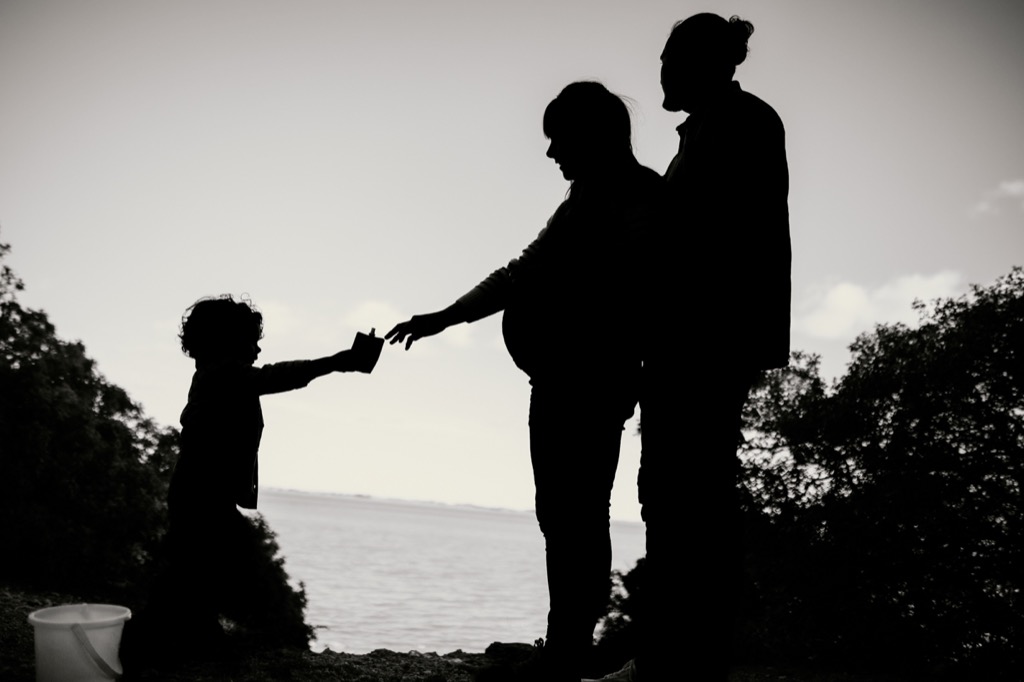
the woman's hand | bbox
[386,305,464,350]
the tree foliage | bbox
[599,268,1023,679]
[0,242,173,594]
[0,241,311,646]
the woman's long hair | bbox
[542,81,634,198]
[543,81,632,153]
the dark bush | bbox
[738,270,1023,678]
[0,241,311,647]
[219,513,315,647]
[598,268,1023,680]
[592,557,645,672]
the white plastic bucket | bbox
[27,604,131,682]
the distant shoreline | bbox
[258,486,645,527]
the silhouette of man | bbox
[594,13,791,682]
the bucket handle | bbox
[70,623,122,680]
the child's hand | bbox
[349,328,384,373]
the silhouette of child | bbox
[123,295,382,668]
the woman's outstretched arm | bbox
[386,216,557,351]
[385,302,469,350]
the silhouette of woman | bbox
[387,81,663,682]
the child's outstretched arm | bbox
[310,328,384,376]
[255,330,383,395]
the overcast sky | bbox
[2,0,1022,521]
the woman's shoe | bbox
[582,658,637,682]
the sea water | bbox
[256,488,645,654]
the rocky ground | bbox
[3,585,911,682]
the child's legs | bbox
[160,504,240,632]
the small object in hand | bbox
[353,328,384,372]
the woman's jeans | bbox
[528,383,636,661]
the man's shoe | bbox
[475,638,578,682]
[582,658,637,682]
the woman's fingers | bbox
[385,322,410,344]
[386,313,447,350]
[385,319,422,350]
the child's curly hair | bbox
[179,295,264,359]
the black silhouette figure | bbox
[591,13,791,682]
[387,82,664,682]
[122,296,383,669]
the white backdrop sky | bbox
[2,0,1022,521]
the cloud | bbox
[440,323,475,349]
[247,299,403,352]
[795,271,963,340]
[342,300,405,336]
[253,299,347,352]
[254,299,306,337]
[970,178,1024,217]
